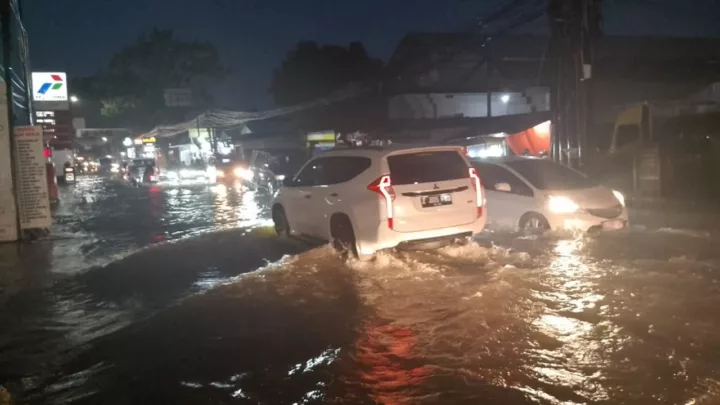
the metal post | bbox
[2,0,22,240]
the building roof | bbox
[386,33,720,91]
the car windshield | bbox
[504,159,595,190]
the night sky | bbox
[24,0,720,110]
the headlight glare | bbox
[612,190,625,207]
[548,195,579,213]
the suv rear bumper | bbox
[356,215,486,256]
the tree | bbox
[73,28,227,131]
[269,41,383,106]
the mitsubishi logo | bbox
[433,184,440,190]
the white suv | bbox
[272,146,486,260]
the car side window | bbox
[474,163,534,197]
[293,158,329,187]
[293,156,371,186]
[323,157,372,185]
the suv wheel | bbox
[331,215,359,259]
[273,206,290,238]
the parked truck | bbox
[587,99,720,200]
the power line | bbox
[140,0,548,138]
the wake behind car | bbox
[471,156,628,233]
[272,145,486,260]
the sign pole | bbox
[2,0,22,241]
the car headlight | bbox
[232,167,246,177]
[233,167,253,180]
[612,190,625,207]
[548,195,579,213]
[275,174,286,181]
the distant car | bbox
[126,158,159,186]
[470,156,628,233]
[212,159,252,184]
[272,145,486,260]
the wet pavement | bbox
[2,175,720,404]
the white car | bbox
[470,157,628,233]
[272,146,487,260]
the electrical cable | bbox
[139,0,547,138]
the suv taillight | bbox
[368,175,395,229]
[469,167,484,217]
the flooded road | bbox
[2,176,720,404]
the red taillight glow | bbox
[368,175,395,229]
[469,167,484,217]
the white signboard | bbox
[14,126,51,232]
[0,82,18,241]
[32,72,69,111]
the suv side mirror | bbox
[282,177,294,187]
[494,182,512,192]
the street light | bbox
[101,137,108,142]
[70,95,79,103]
[500,94,510,104]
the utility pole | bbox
[548,0,602,168]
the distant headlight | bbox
[275,174,286,181]
[612,190,625,207]
[548,195,579,213]
[233,167,253,180]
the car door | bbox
[312,156,374,241]
[474,162,536,230]
[283,159,324,236]
[290,157,338,238]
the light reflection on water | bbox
[526,237,612,403]
[210,184,273,231]
[6,177,720,404]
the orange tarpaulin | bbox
[505,121,551,156]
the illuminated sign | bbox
[142,137,156,144]
[36,111,55,118]
[307,131,335,142]
[32,72,68,102]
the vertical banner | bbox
[14,125,51,237]
[0,82,18,242]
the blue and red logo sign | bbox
[37,74,63,95]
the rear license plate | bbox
[602,219,625,231]
[421,193,452,208]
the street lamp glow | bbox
[70,95,79,103]
[500,94,510,103]
[101,137,108,142]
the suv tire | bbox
[273,206,290,238]
[331,215,359,259]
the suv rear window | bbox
[387,151,468,185]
